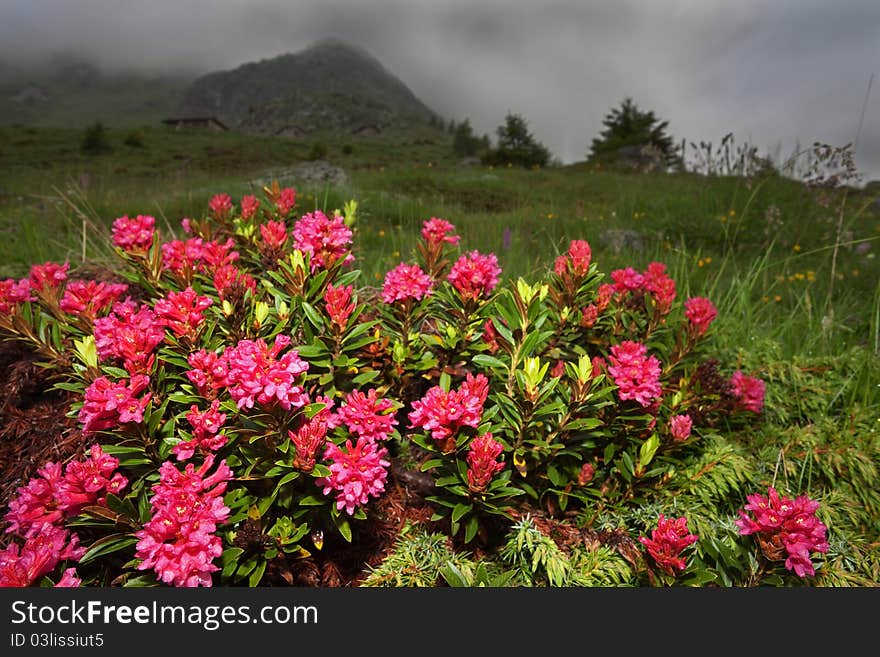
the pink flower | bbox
[382,262,434,304]
[173,400,228,461]
[736,487,829,577]
[556,239,592,277]
[112,214,155,253]
[684,297,718,337]
[60,280,129,321]
[224,335,310,411]
[607,341,662,407]
[668,414,693,442]
[324,283,355,331]
[595,283,615,313]
[135,456,232,587]
[292,210,353,271]
[643,262,676,315]
[0,278,33,313]
[466,433,505,493]
[639,514,699,576]
[212,265,257,301]
[447,250,502,301]
[3,462,65,537]
[208,193,233,219]
[93,299,165,375]
[55,444,128,517]
[240,194,260,220]
[730,370,766,414]
[336,389,399,443]
[162,238,239,277]
[408,373,489,447]
[421,217,460,245]
[317,438,390,516]
[289,416,330,473]
[611,267,644,293]
[153,287,213,339]
[0,525,84,587]
[78,374,152,435]
[259,220,289,249]
[483,319,501,354]
[29,261,69,294]
[578,462,595,486]
[54,568,82,588]
[275,188,297,216]
[185,349,230,398]
[580,304,599,327]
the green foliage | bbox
[482,113,550,168]
[123,129,146,149]
[452,118,489,158]
[308,141,328,161]
[360,524,471,586]
[589,98,679,168]
[80,121,112,155]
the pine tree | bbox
[483,113,550,168]
[589,98,680,168]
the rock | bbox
[598,229,645,254]
[252,160,348,188]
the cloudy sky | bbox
[2,0,879,178]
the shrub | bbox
[0,185,835,589]
[80,121,112,155]
[482,113,550,168]
[308,141,328,161]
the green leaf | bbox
[639,433,661,469]
[248,560,268,587]
[452,503,472,523]
[472,354,507,369]
[464,515,480,543]
[78,534,138,564]
[301,302,325,330]
[440,562,471,587]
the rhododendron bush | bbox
[0,183,831,588]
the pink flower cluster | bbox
[382,262,434,304]
[112,214,155,253]
[730,370,766,414]
[212,264,257,301]
[554,239,592,277]
[135,456,232,587]
[29,261,69,295]
[0,525,84,587]
[409,373,489,447]
[607,341,663,407]
[173,400,228,461]
[684,297,718,337]
[466,433,505,493]
[94,300,165,375]
[208,193,233,219]
[335,389,398,443]
[259,220,289,249]
[668,414,693,442]
[292,210,353,272]
[161,237,239,277]
[153,287,213,339]
[289,415,331,473]
[639,514,699,576]
[324,283,355,331]
[735,487,829,577]
[78,374,152,435]
[274,188,297,216]
[224,335,310,410]
[60,280,129,322]
[241,194,260,220]
[4,445,128,537]
[447,250,502,301]
[421,217,460,245]
[0,277,33,313]
[185,349,230,398]
[610,262,677,315]
[317,439,390,516]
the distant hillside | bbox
[178,38,441,135]
[0,59,191,127]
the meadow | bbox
[0,122,878,586]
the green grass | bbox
[2,123,879,366]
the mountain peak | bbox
[178,40,438,134]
